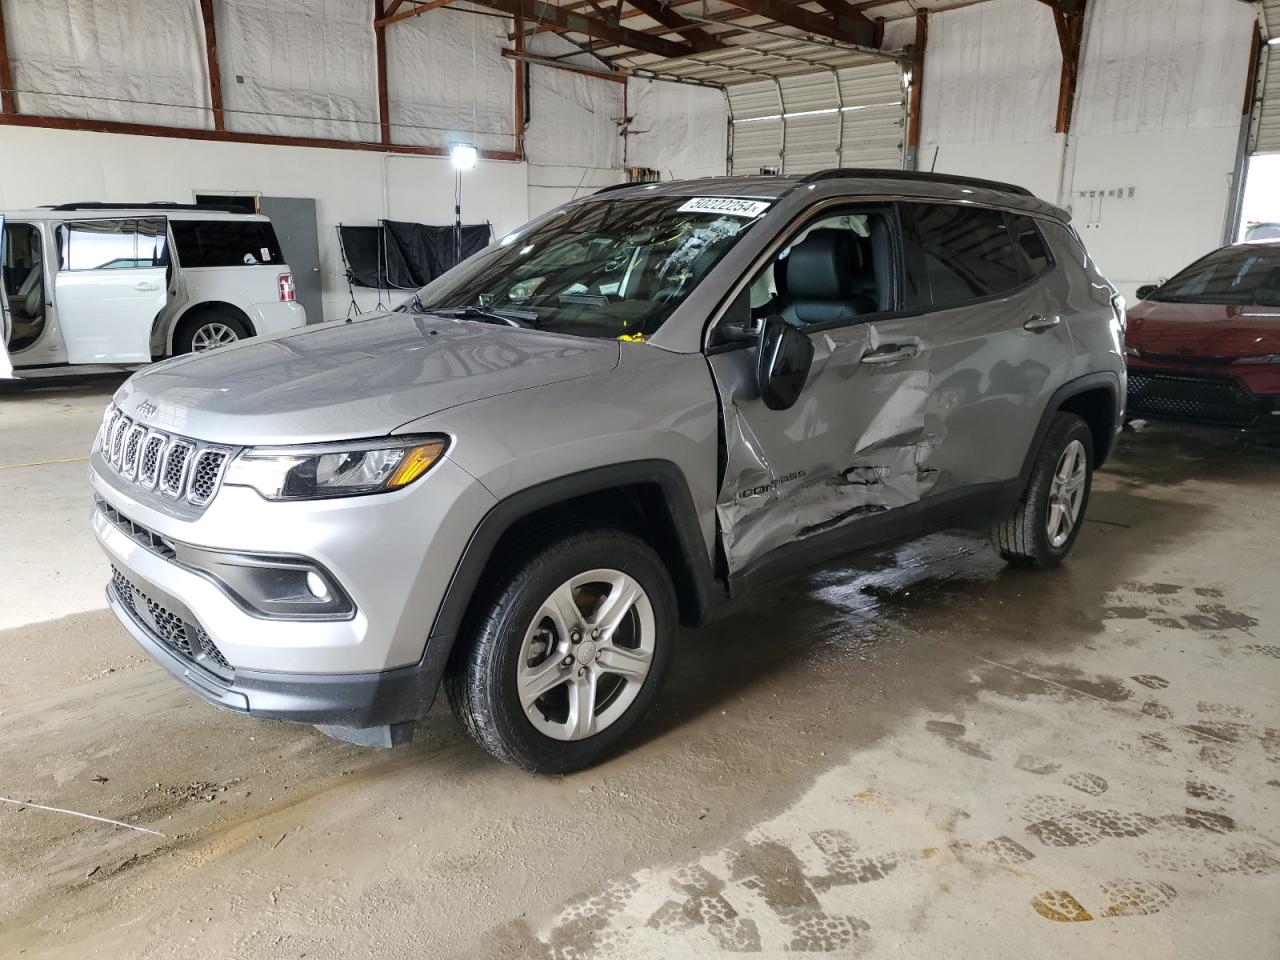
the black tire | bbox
[445,528,676,774]
[991,412,1094,570]
[174,309,251,354]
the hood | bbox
[115,313,620,444]
[1126,300,1280,361]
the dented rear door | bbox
[709,290,933,573]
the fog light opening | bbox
[305,571,330,600]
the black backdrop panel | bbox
[339,221,492,289]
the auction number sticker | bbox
[678,197,771,218]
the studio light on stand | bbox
[450,142,478,268]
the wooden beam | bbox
[199,0,224,131]
[376,0,455,29]
[624,0,725,53]
[718,0,875,47]
[1243,22,1261,116]
[0,112,523,161]
[513,9,526,159]
[374,0,391,144]
[501,48,627,84]
[0,0,17,115]
[906,12,926,155]
[470,0,701,59]
[1052,0,1087,134]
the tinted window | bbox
[1009,214,1052,277]
[171,220,284,268]
[905,204,1024,308]
[1153,245,1280,307]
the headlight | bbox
[223,435,448,500]
[1124,345,1141,357]
[1236,354,1280,365]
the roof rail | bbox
[592,181,644,197]
[797,168,1035,198]
[43,201,249,213]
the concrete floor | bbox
[1,377,1278,960]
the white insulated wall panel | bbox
[386,7,515,154]
[3,0,210,127]
[215,0,379,141]
[1073,0,1255,137]
[626,79,728,178]
[919,0,1060,146]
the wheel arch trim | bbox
[1019,371,1122,484]
[426,460,724,648]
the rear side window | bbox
[170,220,284,268]
[903,203,1024,308]
[1008,214,1053,278]
[58,218,169,271]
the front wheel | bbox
[445,529,676,774]
[991,412,1094,569]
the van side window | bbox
[744,207,897,328]
[59,219,160,271]
[903,204,1024,308]
[1008,214,1053,278]
[170,220,284,268]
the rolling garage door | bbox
[728,58,905,175]
[1253,1,1280,152]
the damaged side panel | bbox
[710,318,937,573]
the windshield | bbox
[402,196,767,340]
[1152,245,1280,307]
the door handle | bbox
[134,281,160,292]
[1024,314,1062,332]
[861,343,920,365]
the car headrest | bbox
[785,229,861,302]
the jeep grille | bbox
[97,404,232,507]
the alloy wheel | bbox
[190,322,241,351]
[516,569,655,742]
[1046,438,1087,548]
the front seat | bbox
[779,229,877,325]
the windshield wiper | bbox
[421,305,540,327]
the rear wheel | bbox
[175,309,250,354]
[991,412,1094,569]
[446,529,675,774]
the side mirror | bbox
[756,315,814,411]
[1136,284,1157,300]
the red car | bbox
[1125,241,1280,427]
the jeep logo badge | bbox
[135,399,159,420]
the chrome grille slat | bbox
[121,424,147,480]
[160,439,195,498]
[188,449,229,505]
[97,404,232,508]
[139,433,166,489]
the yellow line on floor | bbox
[0,455,90,470]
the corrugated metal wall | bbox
[727,58,904,175]
[1256,0,1280,153]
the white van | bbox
[1,203,305,376]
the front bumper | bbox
[1125,363,1280,428]
[106,569,451,733]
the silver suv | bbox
[90,171,1126,773]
